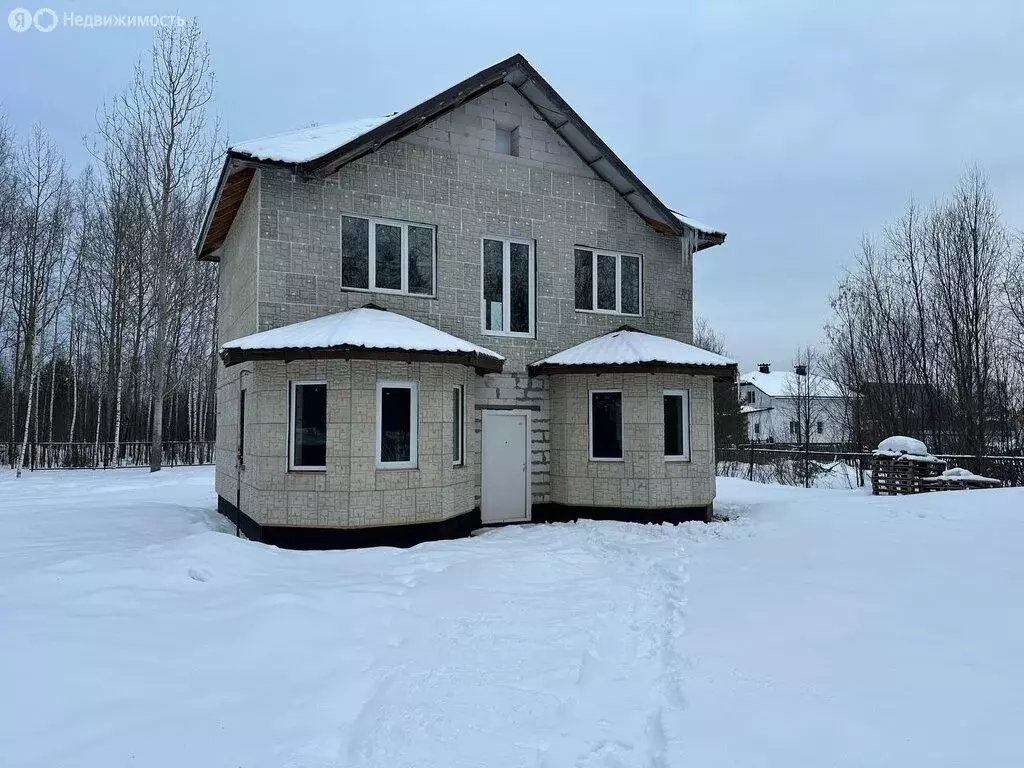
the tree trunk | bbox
[46,323,58,442]
[15,341,36,478]
[68,329,78,443]
[149,308,167,472]
[112,363,123,467]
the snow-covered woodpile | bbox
[871,436,946,495]
[920,467,1002,491]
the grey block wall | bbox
[236,358,476,528]
[549,373,716,509]
[215,180,259,508]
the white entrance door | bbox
[481,410,530,524]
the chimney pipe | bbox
[794,364,807,376]
[758,363,770,374]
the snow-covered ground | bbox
[1,467,1021,767]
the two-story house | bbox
[740,363,851,445]
[196,54,736,549]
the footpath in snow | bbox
[0,467,1021,767]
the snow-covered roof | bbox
[220,306,504,370]
[529,327,736,377]
[740,404,773,415]
[231,116,396,164]
[740,370,845,399]
[670,211,725,238]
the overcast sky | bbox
[3,0,1023,372]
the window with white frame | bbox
[452,384,464,466]
[341,214,435,296]
[377,381,418,468]
[574,248,642,315]
[289,381,327,470]
[745,390,755,404]
[589,390,623,460]
[663,389,691,461]
[482,237,534,336]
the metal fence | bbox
[716,445,1024,488]
[2,441,216,470]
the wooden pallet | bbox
[871,457,945,495]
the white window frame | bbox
[574,247,643,317]
[340,214,436,297]
[588,389,624,462]
[288,380,327,472]
[452,384,465,467]
[376,380,419,469]
[480,236,535,338]
[663,388,692,462]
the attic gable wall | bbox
[406,83,598,179]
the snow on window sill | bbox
[481,329,534,339]
[574,307,643,318]
[339,285,436,300]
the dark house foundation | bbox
[217,495,711,551]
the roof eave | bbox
[528,361,737,382]
[196,157,259,261]
[220,344,504,374]
[194,155,234,261]
[694,231,727,251]
[508,57,684,236]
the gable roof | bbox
[197,54,725,260]
[739,370,845,399]
[529,326,737,381]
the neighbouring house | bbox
[196,54,736,549]
[740,363,851,445]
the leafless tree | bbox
[825,169,1021,460]
[784,347,835,447]
[100,19,219,471]
[693,316,745,448]
[1,24,221,472]
[9,126,73,476]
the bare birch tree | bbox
[100,19,218,472]
[10,126,72,476]
[825,169,1021,459]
